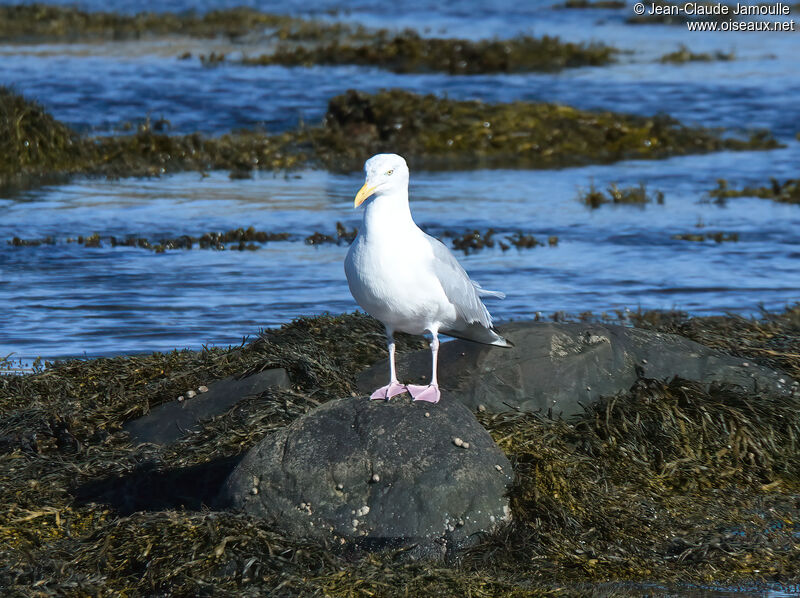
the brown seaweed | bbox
[709,178,800,205]
[1,308,799,594]
[0,87,784,190]
[239,30,617,75]
[578,182,665,208]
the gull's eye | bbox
[386,169,394,176]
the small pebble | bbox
[197,385,209,393]
[250,487,258,495]
[177,395,184,402]
[352,519,359,527]
[742,362,749,367]
[586,386,591,391]
[335,483,343,491]
[462,442,470,449]
[641,359,648,364]
[477,404,486,412]
[371,473,380,483]
[186,389,196,399]
[779,378,785,384]
[452,437,463,447]
[425,412,430,418]
[495,464,503,471]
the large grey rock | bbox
[358,321,795,417]
[124,368,290,446]
[221,394,513,559]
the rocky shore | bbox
[0,84,782,190]
[1,307,798,595]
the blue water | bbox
[1,0,799,363]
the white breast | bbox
[345,229,457,335]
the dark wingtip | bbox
[490,328,514,348]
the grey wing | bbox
[425,234,495,328]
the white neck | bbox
[361,189,418,237]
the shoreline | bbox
[1,307,799,593]
[3,304,798,373]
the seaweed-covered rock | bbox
[242,30,616,74]
[123,368,290,446]
[221,394,512,559]
[312,89,781,171]
[708,178,800,205]
[0,5,296,41]
[358,321,796,416]
[1,87,781,189]
[0,86,85,180]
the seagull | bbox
[344,153,512,404]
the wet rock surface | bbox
[123,368,290,446]
[221,394,513,559]
[358,321,795,416]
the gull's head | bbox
[353,153,409,208]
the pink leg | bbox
[370,330,408,400]
[407,329,441,403]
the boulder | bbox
[221,394,512,559]
[358,321,794,416]
[123,368,290,446]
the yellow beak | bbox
[354,182,377,208]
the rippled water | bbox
[1,0,799,363]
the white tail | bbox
[472,281,506,300]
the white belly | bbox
[345,233,457,335]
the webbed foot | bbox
[407,384,441,403]
[370,382,408,401]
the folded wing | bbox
[425,234,512,347]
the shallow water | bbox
[3,146,799,362]
[0,0,799,363]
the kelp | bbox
[659,45,734,63]
[7,225,559,254]
[239,30,617,74]
[0,87,785,189]
[0,4,615,75]
[708,178,800,205]
[0,5,307,42]
[578,182,665,208]
[0,90,305,188]
[0,86,89,181]
[672,231,739,242]
[1,308,799,595]
[481,377,800,584]
[5,227,328,253]
[308,90,782,172]
[630,304,800,382]
[443,229,558,253]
